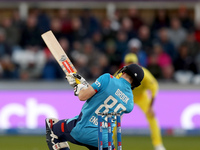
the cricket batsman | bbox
[45,64,144,150]
[114,53,166,150]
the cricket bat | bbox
[41,30,80,84]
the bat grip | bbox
[75,78,81,84]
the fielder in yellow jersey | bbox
[114,53,166,150]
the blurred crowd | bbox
[0,6,200,84]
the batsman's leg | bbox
[46,118,70,150]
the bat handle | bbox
[75,78,81,84]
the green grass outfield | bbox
[0,135,199,150]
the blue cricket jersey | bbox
[70,73,134,148]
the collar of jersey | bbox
[119,78,131,88]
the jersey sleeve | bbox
[91,73,110,93]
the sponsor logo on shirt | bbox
[95,80,101,87]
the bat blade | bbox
[41,30,77,75]
[41,30,80,84]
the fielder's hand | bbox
[74,84,88,96]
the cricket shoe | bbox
[46,118,70,150]
[154,145,166,150]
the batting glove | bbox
[74,84,87,96]
[66,73,77,87]
[72,74,89,86]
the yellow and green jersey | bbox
[115,67,159,98]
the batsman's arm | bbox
[76,73,109,101]
[78,85,96,101]
[78,74,108,101]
